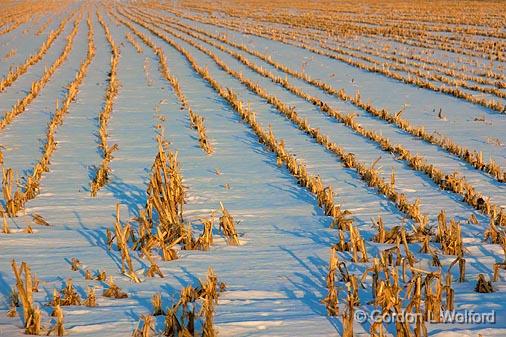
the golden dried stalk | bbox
[218,202,239,245]
[2,213,10,233]
[152,292,164,316]
[133,315,154,337]
[322,247,339,316]
[113,203,140,283]
[189,110,214,154]
[342,289,354,337]
[11,260,38,332]
[47,304,64,336]
[31,213,50,226]
[195,217,214,250]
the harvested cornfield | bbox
[1,1,505,336]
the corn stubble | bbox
[113,11,214,155]
[90,11,121,196]
[132,267,224,337]
[105,133,240,281]
[104,8,506,337]
[1,12,96,217]
[141,15,506,230]
[154,6,506,184]
[165,1,506,112]
[4,3,506,337]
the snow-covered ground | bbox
[0,2,505,336]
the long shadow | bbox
[0,271,13,309]
[72,210,123,274]
[277,245,343,332]
[103,173,147,218]
[272,224,334,248]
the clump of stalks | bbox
[11,260,41,335]
[3,48,16,60]
[103,276,128,299]
[83,287,97,307]
[475,274,494,293]
[218,202,239,245]
[2,167,23,217]
[362,258,429,337]
[372,215,402,244]
[7,289,19,317]
[484,209,506,244]
[57,279,81,306]
[147,136,185,233]
[70,257,80,271]
[435,210,463,255]
[334,223,368,263]
[163,267,224,337]
[104,132,225,279]
[133,315,155,337]
[95,270,107,281]
[189,110,214,154]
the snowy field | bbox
[0,0,505,336]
